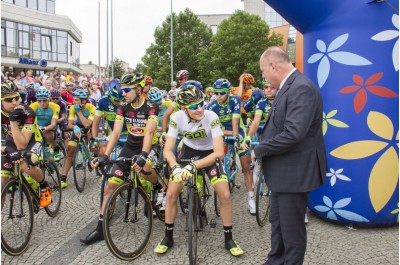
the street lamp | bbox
[171,0,173,82]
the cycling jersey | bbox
[55,99,67,117]
[206,95,246,137]
[255,98,272,124]
[68,103,96,127]
[115,99,158,147]
[61,91,73,104]
[167,110,223,151]
[95,96,128,133]
[231,86,252,114]
[30,101,60,126]
[158,100,172,127]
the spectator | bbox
[89,84,102,103]
[170,81,177,91]
[25,69,34,83]
[78,73,87,85]
[44,79,52,91]
[61,82,74,105]
[52,79,60,90]
[41,70,50,83]
[8,66,14,76]
[20,71,27,86]
[34,75,42,90]
[13,73,26,93]
[53,66,60,79]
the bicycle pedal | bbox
[235,184,241,189]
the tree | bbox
[142,8,212,90]
[197,10,283,88]
[107,58,126,80]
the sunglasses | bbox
[187,101,204,110]
[121,87,136,93]
[215,91,227,96]
[51,97,59,101]
[3,96,20,103]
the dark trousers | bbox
[265,192,308,265]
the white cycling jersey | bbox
[167,109,223,150]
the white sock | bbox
[248,192,254,199]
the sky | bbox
[56,0,244,68]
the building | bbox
[1,0,82,75]
[197,14,232,34]
[80,63,107,79]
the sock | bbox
[153,182,162,190]
[223,225,233,243]
[61,175,67,182]
[96,214,104,233]
[165,223,174,240]
[248,191,254,199]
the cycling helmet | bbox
[27,89,37,103]
[66,82,74,87]
[251,88,265,105]
[1,81,19,99]
[205,87,214,93]
[181,80,203,91]
[25,83,35,91]
[168,90,177,97]
[242,73,255,84]
[160,90,167,97]
[108,79,123,101]
[213,79,232,92]
[120,72,145,88]
[50,89,61,98]
[144,75,153,85]
[36,88,51,100]
[177,86,204,108]
[72,88,89,99]
[148,87,162,103]
[176,70,189,80]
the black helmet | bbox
[120,72,145,88]
[177,85,204,108]
[1,81,19,99]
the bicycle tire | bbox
[228,148,237,192]
[1,179,34,256]
[103,183,153,261]
[72,143,87,192]
[213,191,220,217]
[255,172,270,227]
[187,187,198,265]
[179,185,188,213]
[43,161,62,217]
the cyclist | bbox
[204,86,215,105]
[243,88,265,126]
[154,84,244,256]
[142,75,153,99]
[49,89,69,150]
[176,69,189,87]
[1,81,52,207]
[60,88,96,188]
[231,73,255,123]
[29,88,61,160]
[80,72,162,245]
[26,83,37,105]
[91,79,128,156]
[148,87,171,129]
[207,78,255,215]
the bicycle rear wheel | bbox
[103,183,153,261]
[43,161,62,217]
[187,187,199,265]
[255,173,270,227]
[1,179,34,256]
[73,143,87,192]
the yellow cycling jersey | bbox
[68,103,96,127]
[30,101,60,126]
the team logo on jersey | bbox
[129,112,135,117]
[234,104,240,110]
[183,129,206,139]
[109,105,114,110]
[130,127,144,134]
[210,168,217,176]
[115,170,123,176]
[210,119,221,128]
[3,163,12,169]
[170,120,177,128]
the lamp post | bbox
[111,0,114,78]
[170,0,173,82]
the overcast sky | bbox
[56,0,243,68]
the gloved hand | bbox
[39,126,47,132]
[6,145,20,162]
[74,105,82,112]
[246,118,252,126]
[135,151,148,168]
[181,162,196,181]
[95,155,109,166]
[242,135,252,149]
[73,125,81,134]
[9,108,26,122]
[159,132,167,145]
[234,134,243,148]
[171,164,183,182]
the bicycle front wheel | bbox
[255,173,270,227]
[179,185,189,213]
[1,179,34,256]
[73,143,87,192]
[187,188,199,265]
[103,183,153,261]
[43,161,62,217]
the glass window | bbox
[7,47,17,57]
[41,35,51,51]
[58,53,67,62]
[52,52,57,61]
[19,48,30,58]
[33,50,41,59]
[18,24,23,31]
[57,31,67,37]
[3,0,13,4]
[41,28,49,35]
[47,0,55,13]
[38,0,46,12]
[57,36,67,54]
[6,21,15,29]
[210,25,218,35]
[1,20,5,27]
[2,46,6,57]
[31,32,40,50]
[6,28,17,48]
[52,36,57,52]
[15,0,27,8]
[1,28,5,46]
[41,51,49,60]
[19,31,29,49]
[23,24,29,31]
[28,0,38,10]
[70,41,73,56]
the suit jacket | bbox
[254,70,327,192]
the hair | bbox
[261,46,291,64]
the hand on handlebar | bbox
[242,135,252,150]
[159,132,167,146]
[171,164,183,183]
[133,151,148,173]
[91,155,108,168]
[181,162,196,182]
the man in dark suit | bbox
[253,47,327,265]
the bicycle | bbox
[177,158,215,265]
[1,150,62,256]
[251,140,271,227]
[38,127,67,167]
[96,156,168,261]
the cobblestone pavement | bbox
[2,169,398,265]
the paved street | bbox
[2,169,398,265]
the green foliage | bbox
[142,8,212,90]
[197,10,283,88]
[107,58,126,79]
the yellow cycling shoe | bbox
[225,240,244,256]
[61,181,68,189]
[154,237,174,254]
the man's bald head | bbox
[260,46,291,65]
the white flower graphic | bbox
[326,168,351,186]
[371,14,399,71]
[307,33,372,88]
[314,196,369,222]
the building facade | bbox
[1,0,82,75]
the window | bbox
[15,0,27,8]
[70,41,73,56]
[38,0,46,12]
[1,27,5,46]
[57,36,67,54]
[3,0,13,4]
[6,28,17,47]
[47,0,55,13]
[41,35,51,51]
[19,31,29,49]
[211,25,218,35]
[28,0,38,10]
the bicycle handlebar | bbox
[94,137,127,143]
[96,156,152,175]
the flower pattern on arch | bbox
[314,196,369,222]
[391,203,399,223]
[339,72,398,114]
[322,110,349,135]
[330,111,399,213]
[307,33,372,88]
[371,14,399,71]
[326,168,351,186]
